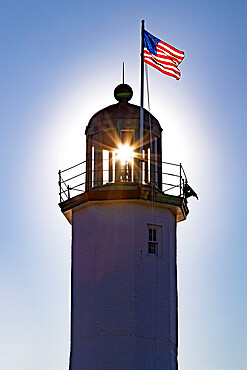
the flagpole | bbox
[140,19,144,108]
[140,19,145,182]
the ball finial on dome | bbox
[114,84,133,102]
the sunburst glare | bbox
[115,144,134,164]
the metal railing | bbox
[58,160,187,203]
[161,161,187,197]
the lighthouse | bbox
[59,83,194,369]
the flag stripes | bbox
[143,30,184,80]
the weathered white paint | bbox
[70,199,178,370]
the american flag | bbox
[143,29,184,80]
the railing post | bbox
[58,170,62,203]
[67,185,70,199]
[179,163,182,197]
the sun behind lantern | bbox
[116,144,134,164]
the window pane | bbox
[148,241,157,254]
[92,146,94,186]
[154,137,158,186]
[103,150,109,184]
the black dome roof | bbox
[85,101,162,136]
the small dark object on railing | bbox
[183,182,198,200]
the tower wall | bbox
[70,199,178,370]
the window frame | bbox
[147,224,162,256]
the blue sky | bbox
[1,1,246,369]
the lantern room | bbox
[85,83,162,191]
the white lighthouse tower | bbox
[59,84,194,369]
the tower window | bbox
[148,227,158,255]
